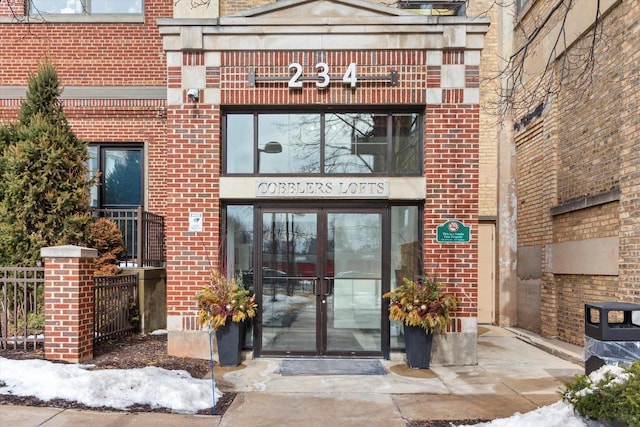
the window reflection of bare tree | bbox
[261,113,420,174]
[262,214,316,275]
[260,114,320,174]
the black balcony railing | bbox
[94,207,165,268]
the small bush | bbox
[562,361,640,425]
[88,218,124,276]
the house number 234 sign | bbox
[248,62,398,88]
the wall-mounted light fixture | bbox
[187,88,200,102]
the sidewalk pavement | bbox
[0,326,585,427]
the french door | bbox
[257,208,384,357]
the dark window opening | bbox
[88,144,144,209]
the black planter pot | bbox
[215,321,243,367]
[403,325,434,369]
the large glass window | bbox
[88,144,143,209]
[226,114,254,174]
[393,114,421,174]
[398,1,466,16]
[325,113,387,173]
[225,205,255,282]
[258,114,321,174]
[389,205,421,349]
[224,205,255,348]
[30,0,143,14]
[224,110,422,176]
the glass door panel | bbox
[260,212,318,354]
[103,148,142,207]
[326,212,382,353]
[258,209,383,356]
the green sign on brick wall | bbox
[436,220,470,243]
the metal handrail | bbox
[93,207,165,268]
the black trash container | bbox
[584,302,640,374]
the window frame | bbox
[88,143,145,209]
[223,107,423,178]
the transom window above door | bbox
[224,110,422,176]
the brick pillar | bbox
[40,245,97,363]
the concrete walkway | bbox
[0,327,585,426]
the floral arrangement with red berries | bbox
[383,276,458,333]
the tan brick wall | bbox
[555,6,624,204]
[556,275,619,345]
[552,203,620,344]
[467,0,500,218]
[553,203,620,243]
[516,120,552,247]
[515,109,558,336]
[619,1,640,305]
[514,0,639,342]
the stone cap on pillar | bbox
[40,245,98,259]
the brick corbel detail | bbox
[41,245,97,363]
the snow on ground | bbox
[0,356,220,414]
[458,401,588,427]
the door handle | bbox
[323,277,334,297]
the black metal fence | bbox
[1,267,141,351]
[0,267,45,350]
[94,273,140,344]
[94,207,165,268]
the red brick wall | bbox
[0,0,170,86]
[166,49,480,329]
[425,104,480,327]
[165,104,221,324]
[64,106,169,215]
[220,51,429,104]
[43,256,95,363]
[0,1,171,215]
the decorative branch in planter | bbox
[196,270,257,366]
[383,276,459,369]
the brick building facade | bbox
[511,0,639,344]
[3,0,637,363]
[157,1,488,363]
[1,0,490,364]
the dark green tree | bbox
[0,59,95,266]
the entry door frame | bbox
[253,202,391,358]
